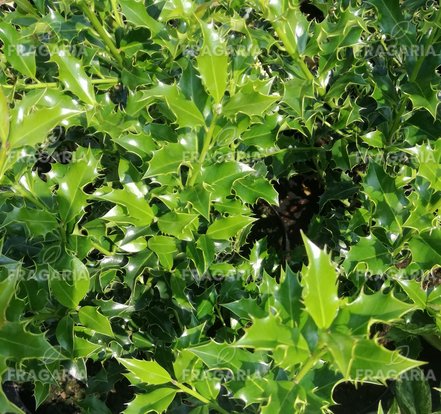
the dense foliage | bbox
[0,0,440,412]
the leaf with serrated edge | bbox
[301,232,339,329]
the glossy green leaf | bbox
[301,233,339,329]
[233,176,279,205]
[223,90,279,118]
[118,0,163,35]
[0,322,61,360]
[99,184,154,227]
[56,149,99,225]
[148,236,177,270]
[0,264,21,327]
[144,143,186,177]
[0,22,36,78]
[409,229,441,269]
[9,100,82,149]
[2,207,58,237]
[157,211,199,241]
[362,162,408,232]
[0,86,9,145]
[197,21,228,104]
[49,256,90,309]
[119,358,172,385]
[78,306,114,337]
[347,290,416,321]
[124,388,177,414]
[148,84,205,128]
[206,215,256,240]
[50,50,96,105]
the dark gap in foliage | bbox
[332,381,392,414]
[246,173,323,260]
[300,0,325,21]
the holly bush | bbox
[0,0,440,413]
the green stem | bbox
[0,144,9,182]
[273,22,313,81]
[187,113,218,187]
[294,347,326,384]
[78,2,123,66]
[1,78,119,91]
[172,380,230,414]
[91,241,113,257]
[110,0,124,27]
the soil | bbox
[3,378,83,414]
[2,362,134,414]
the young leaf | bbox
[118,0,163,35]
[78,306,114,337]
[0,86,9,145]
[206,216,256,240]
[50,50,96,105]
[223,91,279,118]
[197,21,228,104]
[49,257,90,309]
[9,104,82,149]
[56,150,99,226]
[300,233,339,330]
[0,22,36,78]
[123,388,177,414]
[119,358,173,385]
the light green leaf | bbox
[119,358,172,385]
[99,184,154,227]
[148,236,177,270]
[9,101,82,149]
[206,216,256,240]
[362,162,408,233]
[402,82,439,120]
[188,340,268,375]
[361,130,386,148]
[300,233,339,329]
[158,211,199,241]
[408,229,441,269]
[56,149,99,225]
[197,21,228,104]
[201,161,253,197]
[181,185,211,220]
[347,290,417,321]
[0,322,62,360]
[148,84,205,129]
[0,22,36,78]
[78,306,114,337]
[123,388,177,414]
[49,256,90,309]
[223,90,279,118]
[343,235,393,275]
[144,143,186,177]
[118,0,163,35]
[233,176,279,205]
[0,86,9,145]
[349,339,424,381]
[50,50,96,105]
